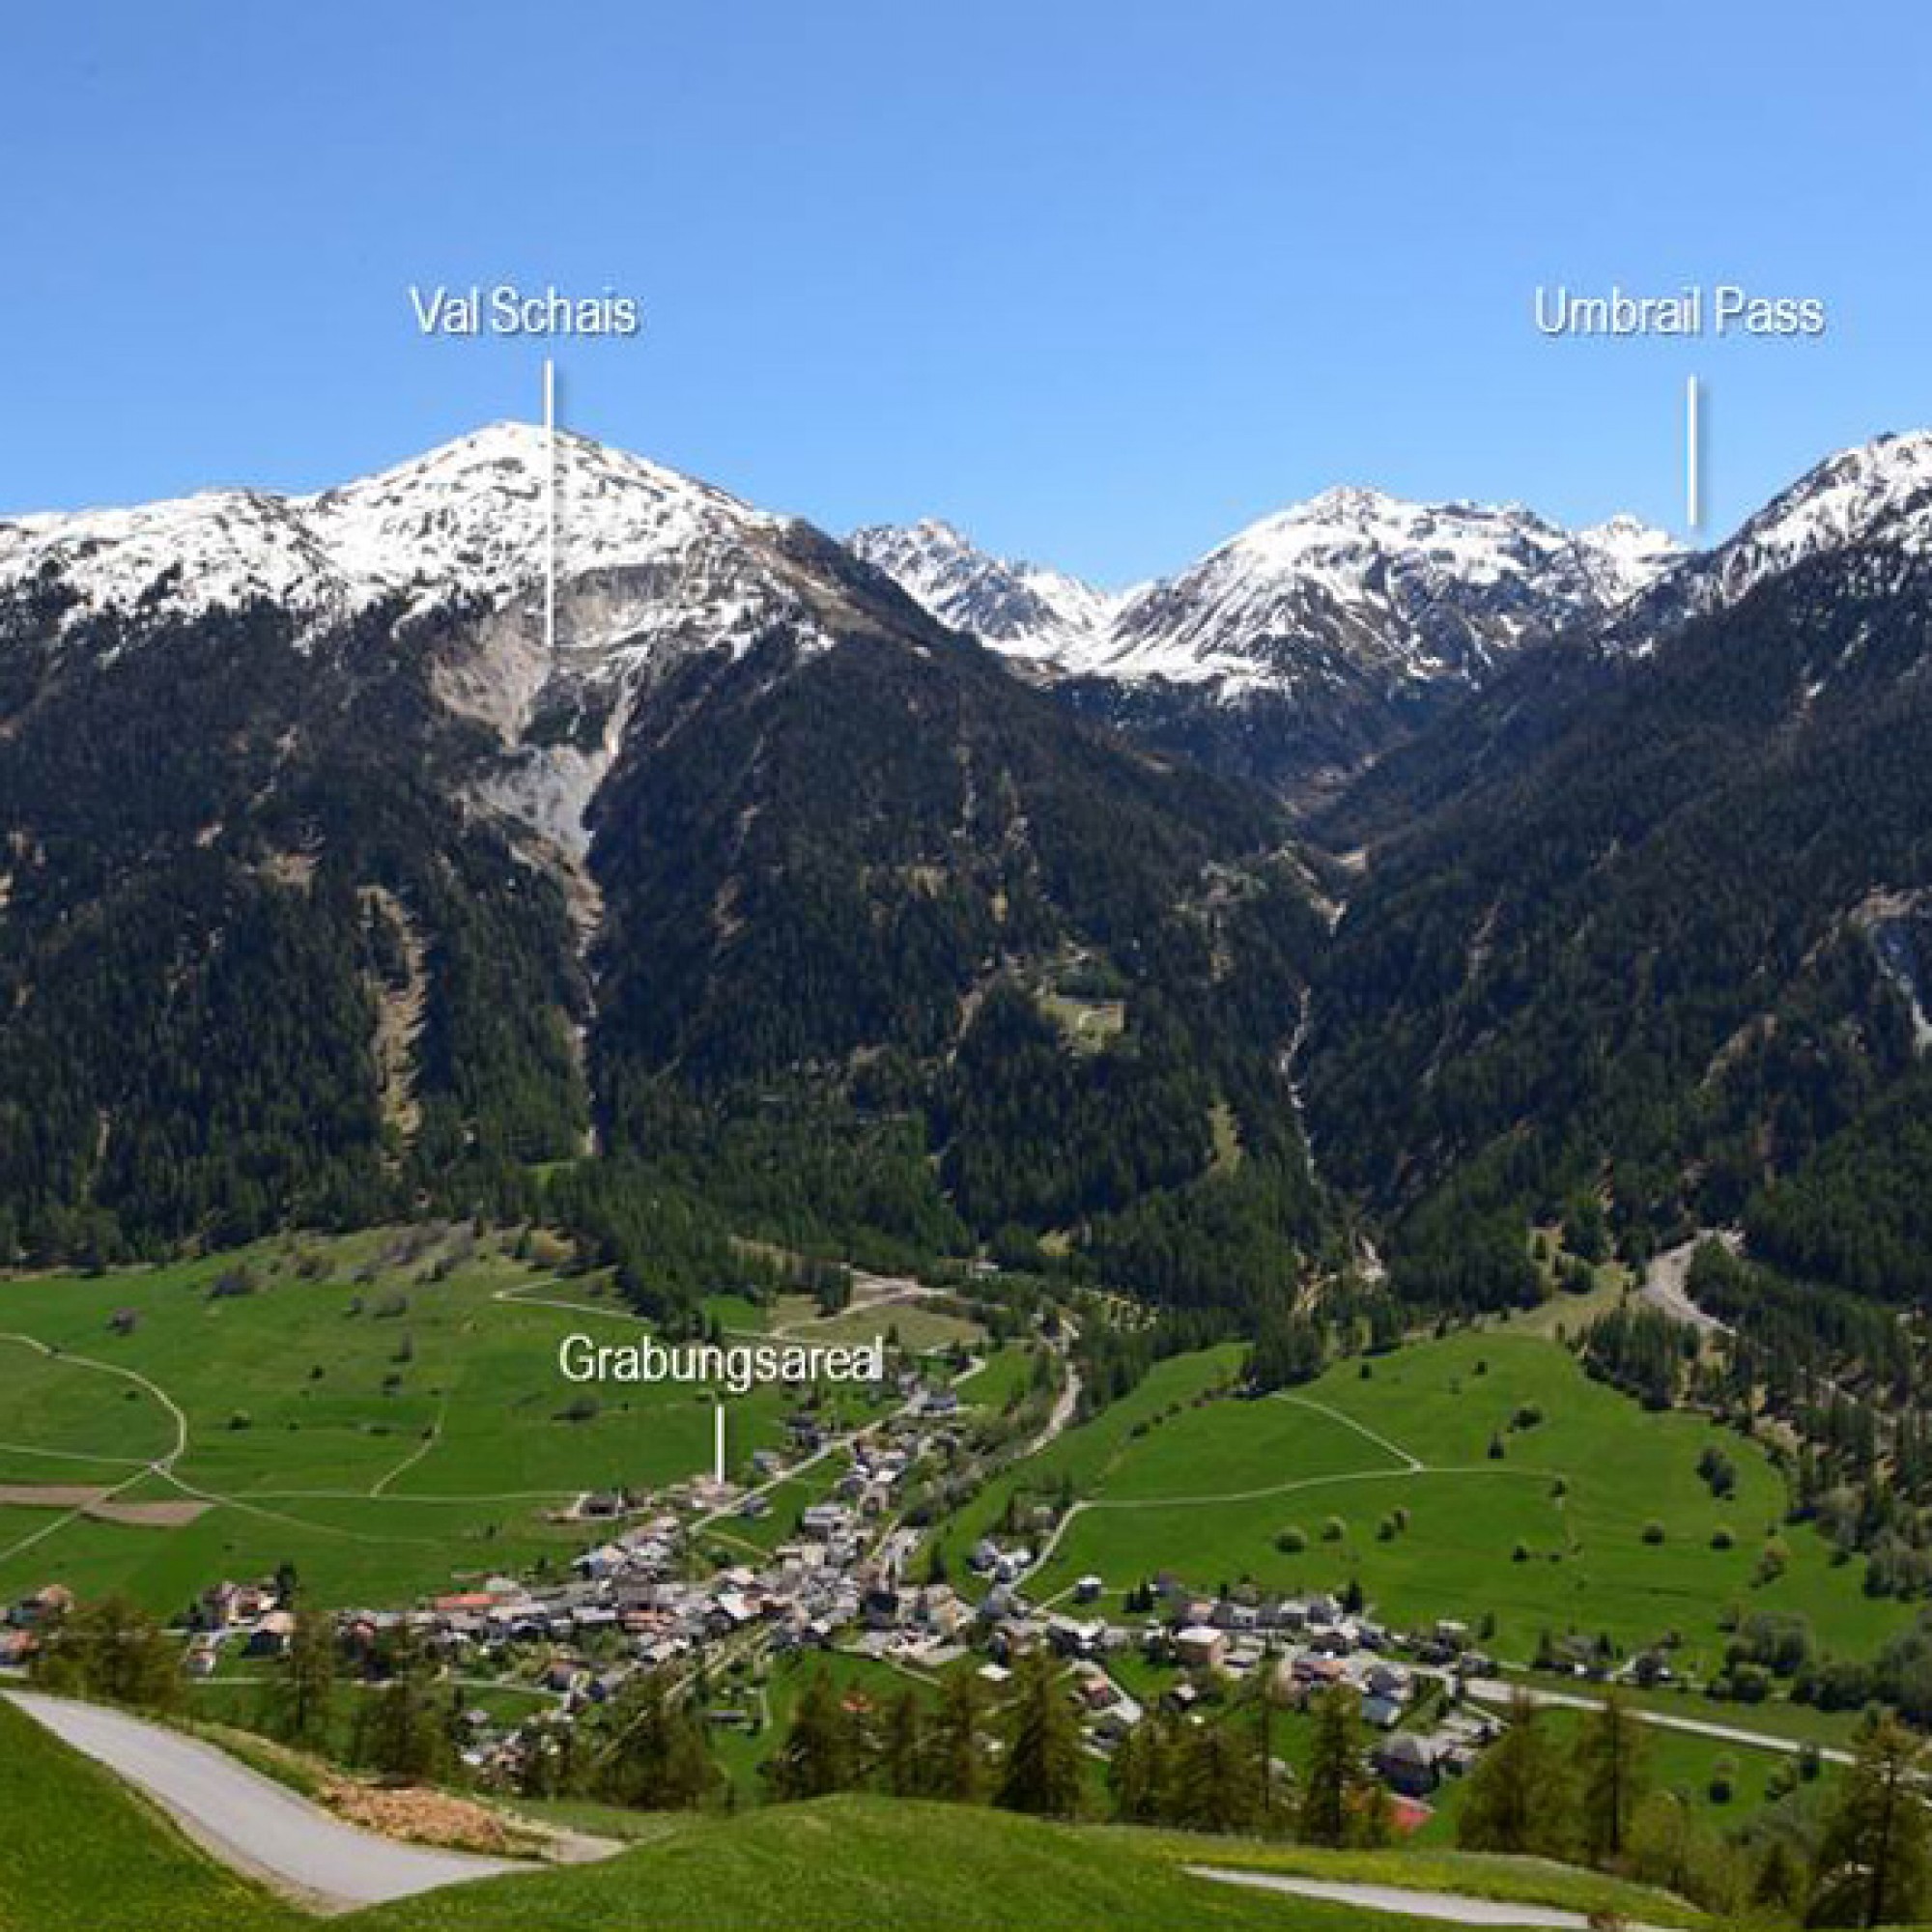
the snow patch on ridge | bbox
[0,423,827,672]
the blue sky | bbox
[5,1,1928,582]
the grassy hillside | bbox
[339,1794,1702,1932]
[1007,1329,1903,1671]
[0,1227,914,1610]
[0,1697,297,1932]
[0,1716,1711,1932]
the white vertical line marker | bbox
[1686,375,1702,531]
[542,356,557,656]
[714,1401,725,1485]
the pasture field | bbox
[1010,1331,1908,1672]
[925,1344,1246,1579]
[960,1343,1041,1415]
[0,1229,918,1612]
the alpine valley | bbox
[3,424,1929,1349]
[11,424,1932,1931]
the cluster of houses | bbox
[0,1582,73,1668]
[183,1577,297,1677]
[949,1574,1510,1815]
[0,1354,1522,1830]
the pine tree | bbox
[1173,1718,1265,1833]
[1752,1833,1805,1918]
[1247,1659,1285,1830]
[996,1651,1084,1819]
[1578,1689,1648,1865]
[32,1594,180,1714]
[1108,1716,1171,1823]
[766,1670,854,1802]
[265,1605,336,1747]
[600,1673,716,1810]
[1298,1686,1374,1848]
[1810,1715,1931,1928]
[878,1687,923,1798]
[356,1671,445,1785]
[927,1669,987,1803]
[1457,1695,1575,1859]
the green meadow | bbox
[343,1794,1703,1932]
[1009,1330,1906,1673]
[0,1230,917,1612]
[0,1694,1719,1932]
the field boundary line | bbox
[0,1332,188,1467]
[1029,1461,1566,1577]
[0,1440,153,1469]
[1272,1392,1423,1470]
[371,1398,448,1497]
[0,1332,191,1571]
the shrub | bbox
[1275,1526,1308,1554]
[1641,1520,1666,1545]
[1321,1516,1347,1543]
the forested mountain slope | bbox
[1305,539,1932,1307]
[0,433,1336,1323]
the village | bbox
[0,1414,1510,1828]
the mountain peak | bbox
[1088,487,1620,697]
[1610,429,1932,646]
[847,519,1117,667]
[0,423,806,652]
[1728,429,1932,562]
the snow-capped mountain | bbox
[1094,489,1679,698]
[856,489,1681,705]
[0,426,1302,1274]
[0,425,931,863]
[847,518,1121,668]
[0,422,880,676]
[1577,515,1687,605]
[1614,430,1932,644]
[854,487,1682,795]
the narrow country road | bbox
[1462,1678,1855,1766]
[6,1690,526,1911]
[1188,1865,1680,1930]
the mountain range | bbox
[852,491,1683,795]
[2,422,1928,1337]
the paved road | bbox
[1189,1866,1678,1930]
[7,1690,525,1911]
[1463,1678,1855,1766]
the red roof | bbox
[1389,1797,1434,1835]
